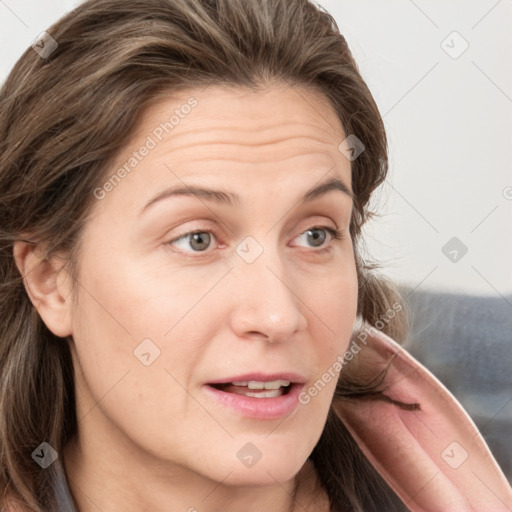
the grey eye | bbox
[304,228,327,247]
[187,232,211,251]
[172,231,213,252]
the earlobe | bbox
[12,240,74,338]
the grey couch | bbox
[402,289,512,482]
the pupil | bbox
[308,228,325,247]
[191,232,210,251]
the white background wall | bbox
[1,0,511,297]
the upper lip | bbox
[206,372,307,385]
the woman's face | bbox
[65,84,357,487]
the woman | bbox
[0,1,510,511]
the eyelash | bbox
[166,225,345,257]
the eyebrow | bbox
[139,176,353,216]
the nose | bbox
[229,245,308,343]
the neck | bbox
[62,433,323,512]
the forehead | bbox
[92,83,353,219]
[127,83,347,160]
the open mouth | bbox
[203,377,305,419]
[208,380,294,398]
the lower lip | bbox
[202,383,305,420]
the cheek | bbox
[310,261,358,347]
[293,264,357,408]
[72,238,220,341]
[68,244,224,410]
[68,268,214,461]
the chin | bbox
[207,444,308,487]
[223,461,304,487]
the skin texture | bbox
[14,83,357,512]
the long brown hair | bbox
[0,1,410,510]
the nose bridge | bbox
[230,234,306,340]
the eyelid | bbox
[167,223,221,253]
[290,225,345,254]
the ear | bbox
[13,240,74,338]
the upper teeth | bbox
[231,379,291,390]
